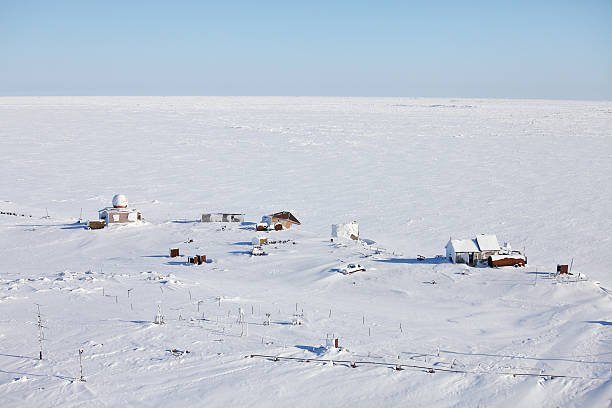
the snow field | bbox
[0,96,611,407]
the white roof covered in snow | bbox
[489,253,525,262]
[475,234,500,251]
[98,206,137,213]
[448,239,480,253]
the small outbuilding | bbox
[557,264,569,274]
[446,238,481,265]
[262,211,301,230]
[188,255,206,265]
[202,213,244,223]
[332,221,359,241]
[98,194,141,226]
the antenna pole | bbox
[37,304,43,360]
[78,349,85,381]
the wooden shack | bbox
[557,264,569,274]
[188,255,206,265]
[263,211,301,230]
[87,220,106,230]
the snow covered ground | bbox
[0,96,611,407]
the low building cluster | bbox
[84,194,531,270]
[446,234,526,267]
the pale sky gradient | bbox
[1,1,611,99]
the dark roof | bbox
[268,211,301,225]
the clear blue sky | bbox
[1,1,610,99]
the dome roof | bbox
[112,194,128,208]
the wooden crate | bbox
[88,221,106,230]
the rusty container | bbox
[88,220,106,230]
[488,256,526,267]
[170,248,179,258]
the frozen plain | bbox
[0,96,611,407]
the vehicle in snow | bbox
[340,263,365,275]
[251,246,266,256]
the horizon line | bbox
[0,94,610,103]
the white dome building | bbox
[112,194,128,208]
[98,194,141,225]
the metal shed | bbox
[202,213,245,223]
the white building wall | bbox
[332,222,359,240]
[446,242,456,262]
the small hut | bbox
[331,221,359,241]
[263,211,301,230]
[446,239,480,264]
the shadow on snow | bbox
[374,257,449,265]
[295,345,328,355]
